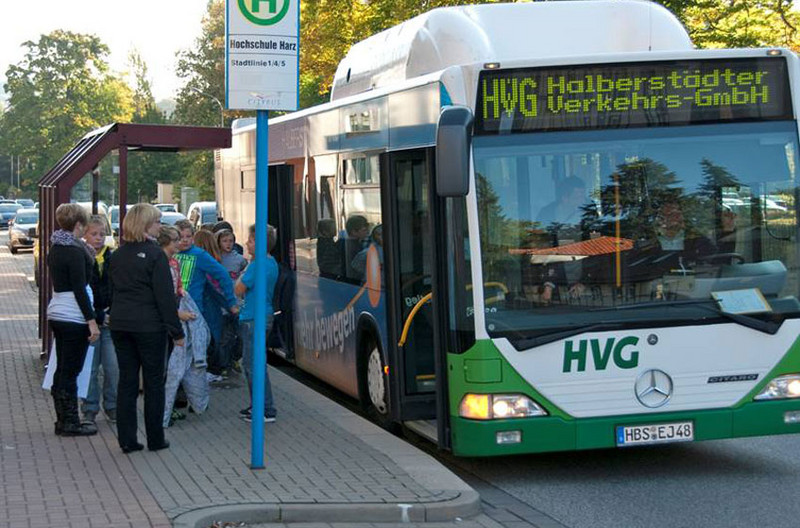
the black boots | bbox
[53,391,97,437]
[52,392,64,435]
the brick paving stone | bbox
[0,244,171,528]
[0,238,474,527]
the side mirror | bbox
[435,105,474,198]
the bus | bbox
[216,0,800,456]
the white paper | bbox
[712,288,772,314]
[42,341,95,399]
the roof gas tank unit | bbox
[330,0,693,101]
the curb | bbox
[172,492,481,527]
[173,369,481,527]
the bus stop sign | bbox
[226,0,299,111]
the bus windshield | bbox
[474,121,800,341]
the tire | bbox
[359,332,395,431]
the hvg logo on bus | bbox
[563,336,640,373]
[238,0,291,26]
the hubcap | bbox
[367,347,387,414]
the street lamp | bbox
[189,87,225,128]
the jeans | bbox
[239,317,276,418]
[82,327,118,414]
[49,320,90,397]
[112,330,167,449]
[219,313,240,368]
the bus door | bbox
[382,148,449,446]
[268,164,295,360]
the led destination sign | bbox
[476,58,792,134]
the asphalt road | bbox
[14,229,800,528]
[440,434,800,528]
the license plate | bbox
[616,421,694,446]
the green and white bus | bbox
[216,0,800,456]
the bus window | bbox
[474,121,800,338]
[341,154,382,284]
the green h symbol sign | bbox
[238,0,290,25]
[251,0,277,13]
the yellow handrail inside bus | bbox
[398,292,432,347]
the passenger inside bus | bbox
[352,224,383,278]
[316,218,342,279]
[536,175,588,246]
[343,215,370,282]
[529,175,592,304]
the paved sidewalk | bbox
[0,240,487,528]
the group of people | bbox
[46,202,279,453]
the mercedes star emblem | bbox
[635,369,673,408]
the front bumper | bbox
[450,399,800,456]
[10,237,33,248]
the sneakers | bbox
[231,360,242,373]
[82,411,97,425]
[104,408,117,423]
[240,407,276,423]
[206,372,224,383]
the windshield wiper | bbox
[591,298,782,335]
[511,322,623,350]
[506,299,785,351]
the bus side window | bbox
[313,157,341,279]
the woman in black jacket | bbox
[47,203,101,437]
[109,203,184,453]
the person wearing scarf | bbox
[47,203,101,437]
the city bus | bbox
[216,0,800,456]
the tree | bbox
[300,0,485,99]
[173,1,241,201]
[125,50,186,202]
[660,0,800,50]
[0,31,134,194]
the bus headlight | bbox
[459,393,547,420]
[754,374,800,400]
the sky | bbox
[0,0,210,102]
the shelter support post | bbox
[119,147,128,228]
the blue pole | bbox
[251,109,269,469]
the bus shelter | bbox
[37,123,231,352]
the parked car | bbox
[15,198,35,208]
[108,204,138,237]
[0,199,19,205]
[160,211,187,225]
[187,201,218,231]
[0,203,22,228]
[155,203,178,213]
[8,208,38,254]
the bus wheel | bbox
[360,336,394,430]
[367,346,388,415]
